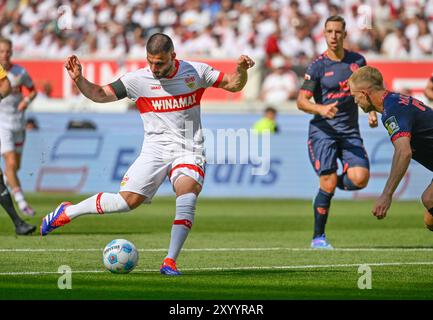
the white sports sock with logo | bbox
[65,193,130,219]
[167,193,197,261]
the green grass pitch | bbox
[0,193,433,300]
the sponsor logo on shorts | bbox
[384,116,400,135]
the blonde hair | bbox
[349,66,385,91]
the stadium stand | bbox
[1,0,433,114]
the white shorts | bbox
[119,144,206,203]
[0,129,25,154]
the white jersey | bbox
[0,64,34,131]
[119,59,224,154]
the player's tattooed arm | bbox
[297,90,338,119]
[373,136,412,220]
[65,55,118,103]
[218,55,255,92]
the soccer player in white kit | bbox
[40,33,255,275]
[0,38,38,217]
[0,62,36,235]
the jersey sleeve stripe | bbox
[212,72,225,88]
[391,132,412,142]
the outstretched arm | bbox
[65,55,118,103]
[217,55,255,92]
[372,136,412,219]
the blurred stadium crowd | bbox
[1,0,432,105]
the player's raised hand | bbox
[372,193,392,220]
[65,55,82,82]
[368,111,378,128]
[237,55,255,71]
[320,101,338,119]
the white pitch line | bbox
[1,247,433,253]
[1,261,433,276]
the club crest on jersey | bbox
[184,76,196,89]
[304,74,311,80]
[350,63,359,72]
[384,116,400,135]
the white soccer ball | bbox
[103,239,139,274]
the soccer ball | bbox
[103,239,139,274]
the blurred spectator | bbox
[1,0,433,104]
[67,119,97,130]
[38,81,53,100]
[260,55,299,106]
[0,0,431,62]
[183,26,218,58]
[25,117,39,131]
[128,28,147,58]
[280,21,315,62]
[381,26,410,58]
[253,106,279,134]
[410,19,433,58]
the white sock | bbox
[167,193,197,261]
[66,193,130,219]
[12,188,28,209]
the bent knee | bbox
[421,192,433,209]
[351,176,369,188]
[119,191,145,210]
[347,170,369,188]
[319,174,337,193]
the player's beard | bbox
[153,63,174,79]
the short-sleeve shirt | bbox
[382,91,433,171]
[0,64,34,131]
[115,59,224,152]
[301,49,366,136]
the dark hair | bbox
[265,106,277,114]
[146,33,174,54]
[325,15,346,30]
